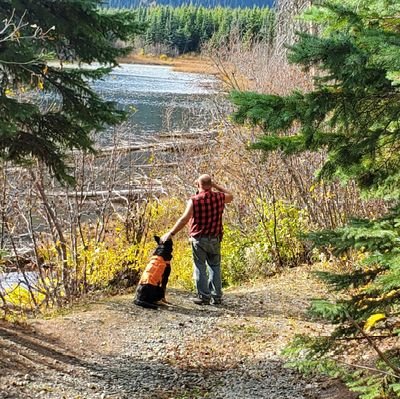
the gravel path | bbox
[0,267,357,399]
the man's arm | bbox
[212,181,233,203]
[160,199,193,242]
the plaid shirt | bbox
[189,190,225,239]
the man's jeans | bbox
[190,236,222,300]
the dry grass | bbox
[117,53,219,75]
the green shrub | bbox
[221,200,309,285]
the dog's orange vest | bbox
[139,255,169,286]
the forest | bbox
[1,0,400,398]
[106,0,273,8]
[123,5,274,54]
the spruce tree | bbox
[231,0,400,397]
[0,0,141,181]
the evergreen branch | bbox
[344,310,400,377]
[335,358,400,380]
[250,135,306,154]
[0,58,45,65]
[336,334,395,341]
[0,0,142,181]
[314,268,386,291]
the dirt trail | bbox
[0,266,357,399]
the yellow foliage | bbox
[364,313,386,332]
[5,285,46,310]
[37,220,151,291]
[167,239,193,290]
[78,227,156,289]
[147,197,186,235]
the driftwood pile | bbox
[97,129,216,157]
[65,129,218,201]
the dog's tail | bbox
[134,298,158,310]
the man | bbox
[161,174,233,305]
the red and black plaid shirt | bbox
[189,190,225,239]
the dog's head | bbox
[153,235,173,261]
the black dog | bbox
[134,236,173,309]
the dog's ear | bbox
[154,235,161,244]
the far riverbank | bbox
[117,53,219,75]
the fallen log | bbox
[46,187,165,200]
[156,130,217,140]
[134,162,179,169]
[95,139,209,157]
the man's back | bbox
[189,190,225,238]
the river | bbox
[90,63,218,145]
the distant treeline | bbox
[106,0,273,8]
[120,6,274,54]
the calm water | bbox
[91,63,218,145]
[0,271,38,292]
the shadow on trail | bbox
[104,288,226,319]
[0,321,96,399]
[104,286,314,322]
[0,321,88,374]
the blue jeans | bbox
[190,236,222,300]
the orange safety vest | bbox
[139,255,169,286]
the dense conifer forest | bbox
[106,0,273,8]
[125,5,274,54]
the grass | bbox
[117,52,219,75]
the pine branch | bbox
[344,310,400,377]
[335,359,400,380]
[336,335,396,341]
